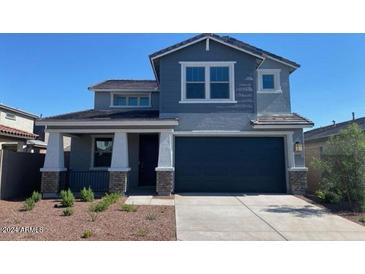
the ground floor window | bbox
[93,137,113,167]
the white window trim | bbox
[90,135,114,170]
[5,112,16,120]
[110,92,151,108]
[257,69,282,94]
[179,61,236,103]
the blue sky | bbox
[0,33,364,128]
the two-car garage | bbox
[174,137,287,193]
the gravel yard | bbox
[0,198,176,241]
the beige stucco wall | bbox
[0,109,34,133]
[304,139,327,193]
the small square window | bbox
[262,74,275,89]
[5,112,16,120]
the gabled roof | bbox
[251,113,314,128]
[0,124,38,139]
[304,117,365,142]
[150,33,300,82]
[0,104,39,119]
[89,80,158,91]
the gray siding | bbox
[159,39,258,114]
[69,133,140,189]
[94,91,159,110]
[257,59,291,114]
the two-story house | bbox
[37,33,313,198]
[0,103,43,152]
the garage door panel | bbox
[174,137,286,193]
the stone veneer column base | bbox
[109,171,128,194]
[41,171,65,198]
[156,171,174,196]
[288,169,308,195]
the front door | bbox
[138,134,159,186]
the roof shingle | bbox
[251,113,314,126]
[89,80,158,90]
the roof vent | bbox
[332,120,336,126]
[352,112,355,120]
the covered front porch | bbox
[39,125,177,198]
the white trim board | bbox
[46,128,174,134]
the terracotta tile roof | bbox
[89,80,158,90]
[251,113,314,126]
[0,124,38,139]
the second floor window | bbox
[180,62,236,103]
[257,69,281,93]
[111,94,150,107]
[5,112,16,120]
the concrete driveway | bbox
[175,194,365,241]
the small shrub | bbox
[88,210,98,222]
[63,207,74,216]
[60,189,75,207]
[23,198,35,211]
[121,204,138,213]
[31,191,42,203]
[89,193,120,212]
[324,191,342,204]
[135,228,148,237]
[81,230,92,239]
[315,190,326,201]
[359,216,365,223]
[104,193,121,204]
[145,212,157,221]
[80,187,94,202]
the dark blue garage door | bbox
[175,137,286,193]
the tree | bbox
[313,123,365,211]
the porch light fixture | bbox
[294,141,303,153]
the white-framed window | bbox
[90,136,113,169]
[180,61,236,103]
[257,69,282,93]
[5,112,16,120]
[110,93,151,108]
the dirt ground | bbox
[0,198,176,241]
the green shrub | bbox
[89,193,120,212]
[359,216,365,223]
[63,207,74,216]
[81,230,92,239]
[312,123,365,211]
[315,190,326,201]
[23,198,35,211]
[60,189,75,207]
[31,191,42,203]
[121,204,138,213]
[80,187,94,202]
[324,191,342,204]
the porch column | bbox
[155,131,174,195]
[40,132,66,198]
[108,132,130,194]
[287,132,308,195]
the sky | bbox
[0,33,364,129]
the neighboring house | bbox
[37,33,313,198]
[0,104,46,152]
[304,114,365,192]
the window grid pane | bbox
[210,67,229,82]
[262,74,275,89]
[114,95,126,106]
[186,67,205,82]
[139,97,149,106]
